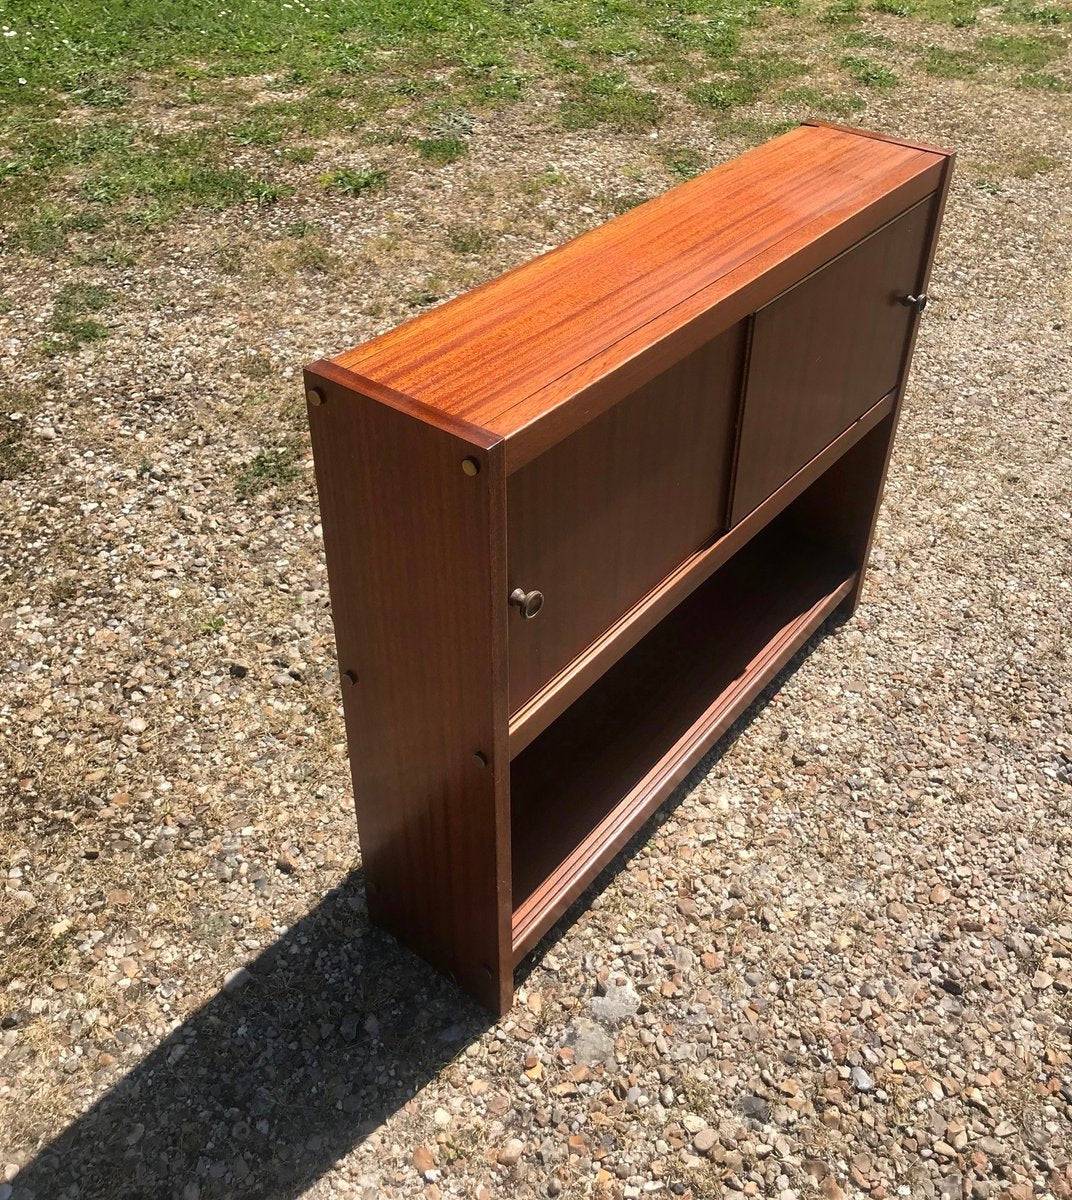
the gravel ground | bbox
[1,17,1071,1200]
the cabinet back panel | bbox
[731,194,936,524]
[507,322,747,711]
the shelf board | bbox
[508,392,893,758]
[510,520,856,962]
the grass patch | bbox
[1001,0,1072,22]
[3,207,104,256]
[560,71,662,131]
[0,413,32,481]
[321,168,388,195]
[662,146,706,179]
[268,226,340,274]
[718,115,798,141]
[1017,69,1071,89]
[414,137,468,164]
[40,283,112,355]
[872,0,915,14]
[978,33,1065,68]
[821,0,862,26]
[447,224,493,253]
[974,151,1059,188]
[81,143,289,217]
[235,445,301,501]
[781,86,867,115]
[840,54,899,87]
[918,46,979,77]
[690,78,758,110]
[842,30,895,46]
[1010,152,1059,176]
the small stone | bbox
[276,851,299,874]
[886,901,908,922]
[693,1129,717,1155]
[51,975,68,991]
[412,1146,436,1175]
[498,1138,525,1166]
[682,1113,707,1134]
[590,978,640,1024]
[223,967,251,993]
[128,716,146,734]
[741,1094,771,1123]
[1031,970,1052,990]
[850,1066,874,1093]
[570,1018,615,1065]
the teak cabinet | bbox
[305,121,954,1014]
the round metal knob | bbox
[509,587,544,619]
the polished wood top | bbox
[319,122,949,470]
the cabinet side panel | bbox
[305,369,511,1013]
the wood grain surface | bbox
[510,514,857,959]
[506,324,746,710]
[730,194,937,522]
[332,124,945,468]
[304,365,513,1013]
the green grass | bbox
[821,0,863,26]
[560,70,662,131]
[321,168,389,195]
[662,146,706,179]
[447,224,493,253]
[978,32,1065,67]
[918,46,979,76]
[0,0,1060,258]
[840,53,900,87]
[781,85,867,115]
[1017,69,1071,89]
[40,283,112,354]
[414,136,468,164]
[235,446,301,500]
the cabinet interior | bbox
[509,416,893,957]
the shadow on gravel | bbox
[14,613,848,1200]
[11,871,491,1200]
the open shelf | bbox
[509,509,857,960]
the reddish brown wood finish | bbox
[511,513,857,959]
[730,195,937,523]
[842,147,956,612]
[304,365,512,1013]
[507,325,746,709]
[306,123,953,1013]
[508,390,895,756]
[332,124,943,472]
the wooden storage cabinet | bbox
[305,121,954,1013]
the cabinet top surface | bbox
[325,122,947,446]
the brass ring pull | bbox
[509,587,544,619]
